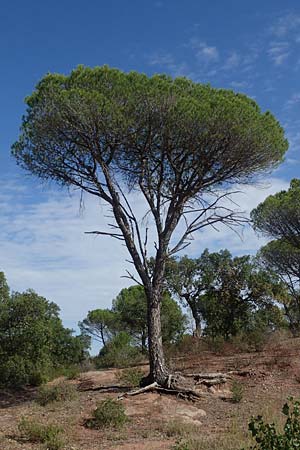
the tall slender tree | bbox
[12,66,288,389]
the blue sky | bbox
[1,0,300,351]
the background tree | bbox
[164,250,284,339]
[0,272,9,302]
[0,275,90,388]
[251,179,300,334]
[12,66,288,389]
[79,309,117,347]
[112,285,186,350]
[202,253,285,339]
[164,250,230,336]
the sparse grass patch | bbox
[85,398,128,429]
[115,367,144,387]
[36,381,77,406]
[18,417,64,450]
[163,420,199,439]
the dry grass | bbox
[1,337,300,449]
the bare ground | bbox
[1,335,300,450]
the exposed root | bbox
[118,374,205,402]
[80,371,238,402]
[118,382,158,399]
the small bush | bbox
[96,332,143,369]
[231,379,243,403]
[172,440,191,450]
[115,367,144,387]
[36,381,77,406]
[246,397,300,450]
[85,398,128,429]
[18,417,64,450]
[63,365,81,380]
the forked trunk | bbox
[147,291,168,385]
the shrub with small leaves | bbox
[172,440,191,450]
[115,367,144,387]
[246,397,300,450]
[63,365,81,380]
[85,398,128,429]
[36,381,77,406]
[231,379,243,403]
[18,417,64,450]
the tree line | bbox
[0,273,89,388]
[0,172,299,388]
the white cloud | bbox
[286,93,300,107]
[230,81,251,90]
[268,41,290,65]
[147,52,193,78]
[189,39,219,63]
[223,52,240,70]
[271,13,300,37]
[148,52,175,66]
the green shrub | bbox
[231,379,243,403]
[85,398,128,429]
[18,417,64,450]
[36,381,77,406]
[172,440,191,450]
[246,397,300,449]
[96,332,143,368]
[115,367,144,387]
[63,365,81,380]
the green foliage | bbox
[231,380,243,403]
[0,272,9,302]
[172,440,191,450]
[166,250,284,340]
[252,179,300,334]
[247,398,300,450]
[115,367,144,387]
[36,381,77,406]
[82,285,187,358]
[96,332,143,368]
[112,285,187,349]
[85,398,128,429]
[13,66,287,194]
[0,274,90,388]
[12,65,288,383]
[79,308,117,346]
[18,417,64,450]
[63,365,81,380]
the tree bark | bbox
[146,290,168,386]
[193,317,202,338]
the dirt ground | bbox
[1,335,300,450]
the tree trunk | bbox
[193,316,202,338]
[141,329,147,353]
[189,302,201,338]
[146,290,168,386]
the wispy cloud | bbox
[189,39,219,63]
[286,93,300,107]
[268,41,290,65]
[147,52,192,77]
[0,174,289,332]
[223,51,240,70]
[271,12,300,37]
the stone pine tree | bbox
[251,179,300,334]
[12,66,288,390]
